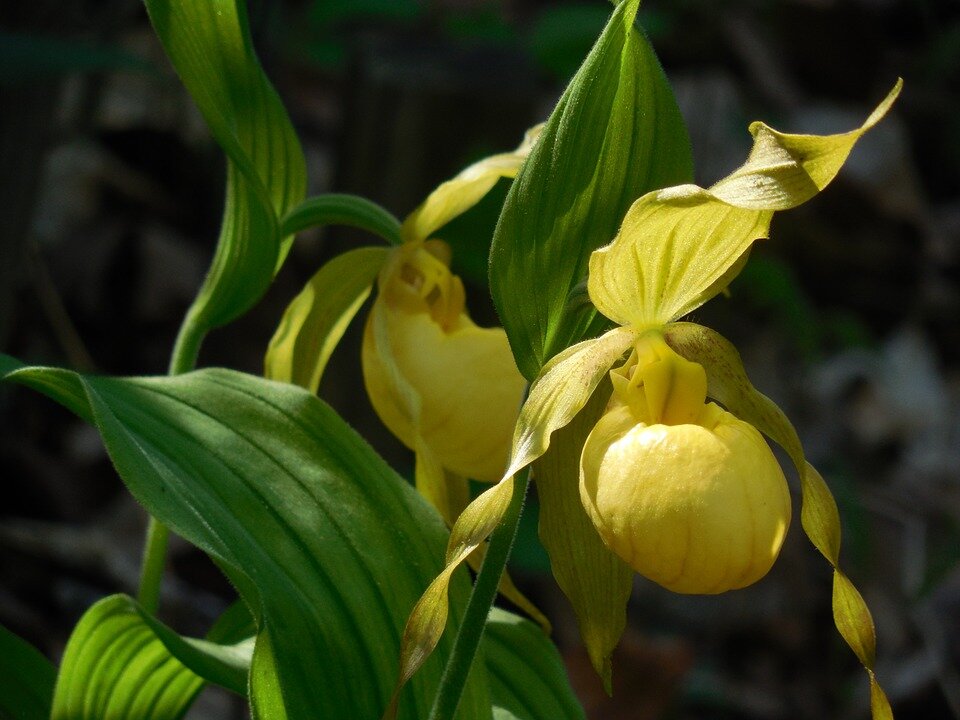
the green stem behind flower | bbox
[137,310,208,613]
[428,469,531,720]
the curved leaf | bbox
[1,358,490,719]
[490,0,692,380]
[280,194,402,246]
[145,0,307,332]
[0,624,55,720]
[50,595,204,720]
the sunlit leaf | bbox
[0,624,55,720]
[50,595,204,720]
[1,357,490,719]
[491,0,692,380]
[589,81,902,327]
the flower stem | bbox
[137,309,207,614]
[428,469,531,720]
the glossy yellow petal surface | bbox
[362,242,525,481]
[401,124,543,243]
[589,81,902,326]
[580,402,791,594]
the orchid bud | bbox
[579,332,791,594]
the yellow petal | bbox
[264,246,388,392]
[663,321,891,718]
[362,246,525,481]
[580,400,791,595]
[589,81,902,326]
[509,326,638,475]
[534,379,632,691]
[401,124,544,244]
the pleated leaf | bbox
[0,624,55,720]
[1,356,489,719]
[662,322,892,719]
[490,0,692,380]
[265,246,390,392]
[144,0,306,332]
[589,81,902,327]
[50,595,204,720]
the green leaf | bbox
[265,245,389,392]
[1,358,489,719]
[50,595,203,720]
[490,0,692,380]
[0,624,55,720]
[280,194,402,246]
[145,0,307,333]
[48,594,252,720]
[485,609,585,720]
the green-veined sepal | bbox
[265,246,389,392]
[589,81,902,327]
[663,322,891,719]
[401,124,543,244]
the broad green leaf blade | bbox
[490,0,692,380]
[50,595,204,720]
[533,380,631,692]
[662,323,892,719]
[589,81,902,327]
[1,360,489,719]
[0,624,55,720]
[484,609,584,720]
[265,246,389,392]
[280,194,403,245]
[145,0,307,332]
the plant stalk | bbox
[428,469,531,720]
[137,309,207,613]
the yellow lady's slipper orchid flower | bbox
[390,81,902,720]
[266,124,549,631]
[579,331,791,594]
[361,239,524,484]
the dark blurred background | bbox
[1,0,958,717]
